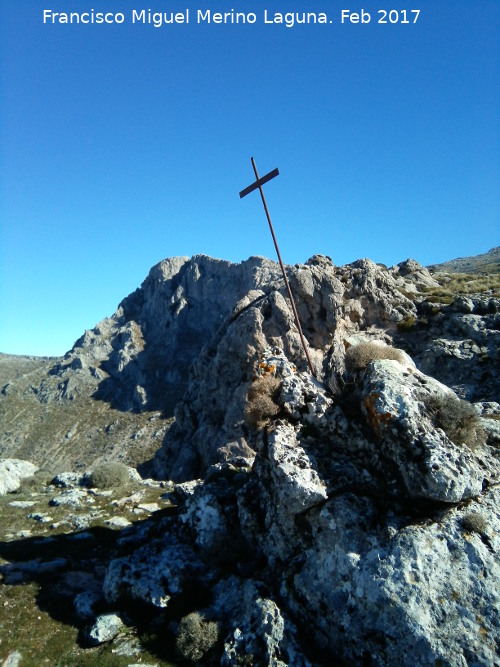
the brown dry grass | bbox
[345,342,406,373]
[244,376,281,429]
[426,394,486,450]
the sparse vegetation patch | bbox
[17,469,56,494]
[423,272,500,300]
[425,394,486,450]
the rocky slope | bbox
[428,246,500,274]
[1,250,499,666]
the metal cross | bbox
[239,157,316,377]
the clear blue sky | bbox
[1,0,499,356]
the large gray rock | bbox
[286,487,500,666]
[266,423,327,515]
[356,359,497,502]
[0,459,38,494]
[213,577,312,667]
[103,536,207,608]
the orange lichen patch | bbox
[255,347,296,379]
[363,390,396,435]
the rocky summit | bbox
[0,251,499,666]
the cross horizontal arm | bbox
[239,167,280,199]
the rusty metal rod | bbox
[250,157,316,377]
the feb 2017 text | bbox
[42,8,421,28]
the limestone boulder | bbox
[0,459,38,495]
[355,359,497,502]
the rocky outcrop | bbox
[152,255,499,482]
[79,342,498,666]
[1,251,499,666]
[153,255,422,481]
[54,254,283,413]
[2,253,497,473]
[404,294,500,401]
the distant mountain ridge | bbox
[428,245,500,274]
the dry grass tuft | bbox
[426,394,486,450]
[345,342,406,373]
[461,512,487,534]
[244,375,281,430]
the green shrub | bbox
[424,294,454,305]
[426,395,486,450]
[175,612,219,665]
[345,342,406,373]
[244,375,281,429]
[397,315,416,332]
[87,462,131,489]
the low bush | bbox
[345,342,406,373]
[87,462,131,489]
[17,469,56,493]
[244,375,281,429]
[397,315,416,332]
[461,512,487,534]
[175,612,219,665]
[426,394,486,450]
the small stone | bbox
[136,503,160,513]
[105,516,133,529]
[87,613,124,645]
[16,530,32,538]
[49,489,90,508]
[26,512,52,523]
[111,637,144,657]
[52,471,88,488]
[113,491,145,508]
[8,500,36,509]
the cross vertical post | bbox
[239,157,316,378]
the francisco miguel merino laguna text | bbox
[43,9,331,27]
